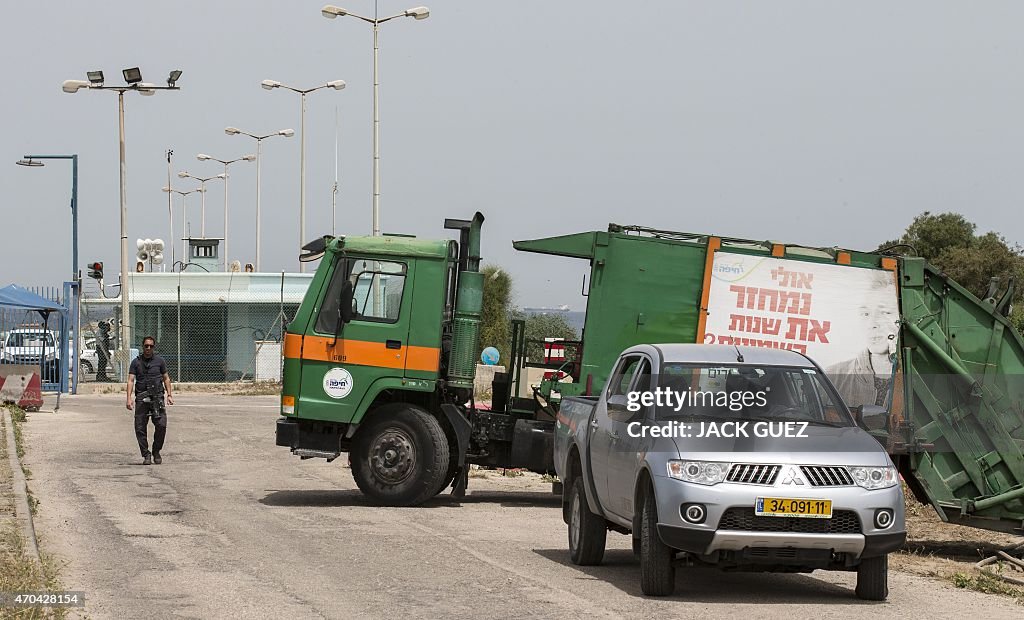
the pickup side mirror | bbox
[851,404,888,431]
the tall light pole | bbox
[177,171,225,238]
[63,68,181,374]
[16,154,80,393]
[225,127,293,271]
[161,186,203,268]
[261,79,346,271]
[322,4,429,237]
[197,154,255,270]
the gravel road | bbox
[20,394,1023,619]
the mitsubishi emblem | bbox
[780,467,805,485]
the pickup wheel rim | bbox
[570,491,581,550]
[369,429,416,485]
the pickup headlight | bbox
[848,466,898,490]
[667,460,730,486]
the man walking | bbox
[126,336,174,464]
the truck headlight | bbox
[667,460,730,486]
[848,466,898,490]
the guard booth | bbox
[0,284,74,395]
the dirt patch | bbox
[896,491,1024,602]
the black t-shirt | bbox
[130,354,167,398]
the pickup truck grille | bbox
[726,464,781,485]
[718,508,861,534]
[800,466,854,487]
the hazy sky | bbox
[3,1,1023,309]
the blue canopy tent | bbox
[0,284,70,396]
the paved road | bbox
[21,394,1023,619]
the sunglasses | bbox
[143,344,155,349]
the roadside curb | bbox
[2,408,41,567]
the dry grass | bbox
[0,407,66,619]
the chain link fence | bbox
[78,272,308,384]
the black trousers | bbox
[134,399,167,457]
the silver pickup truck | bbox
[554,343,906,599]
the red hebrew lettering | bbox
[756,288,780,312]
[807,319,831,343]
[785,317,808,340]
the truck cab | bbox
[277,214,559,506]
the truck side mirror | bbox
[339,280,355,324]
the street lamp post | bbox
[197,153,255,270]
[63,68,182,376]
[322,4,429,237]
[177,171,225,238]
[161,186,203,268]
[15,154,79,393]
[261,79,346,271]
[224,127,294,271]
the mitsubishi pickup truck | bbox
[554,343,906,599]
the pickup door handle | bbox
[385,340,402,350]
[590,419,600,429]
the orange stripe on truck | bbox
[284,334,439,372]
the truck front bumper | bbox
[276,417,298,447]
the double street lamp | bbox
[161,186,204,266]
[322,5,429,237]
[177,171,225,238]
[63,67,181,372]
[224,127,294,271]
[262,78,346,271]
[196,153,255,270]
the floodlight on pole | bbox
[122,67,142,84]
[321,4,429,237]
[62,66,181,376]
[261,77,346,271]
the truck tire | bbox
[350,404,451,507]
[568,477,606,565]
[855,554,889,601]
[640,488,676,596]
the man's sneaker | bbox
[143,455,152,465]
[153,453,162,465]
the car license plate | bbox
[755,497,833,519]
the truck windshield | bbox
[653,363,855,427]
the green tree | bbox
[478,265,513,363]
[511,311,580,363]
[879,211,1024,330]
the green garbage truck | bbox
[276,215,1024,536]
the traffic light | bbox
[87,261,104,280]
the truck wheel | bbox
[568,477,606,565]
[855,554,889,601]
[350,404,450,507]
[640,488,676,596]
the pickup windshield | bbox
[652,363,855,427]
[5,332,55,348]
